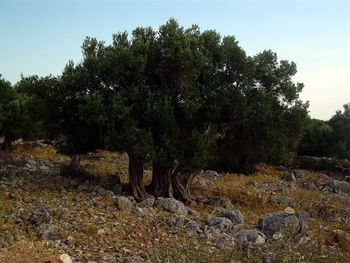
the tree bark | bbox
[148,163,197,202]
[127,152,148,201]
[1,137,12,152]
[147,163,173,198]
[172,172,196,202]
[61,155,94,180]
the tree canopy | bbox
[0,19,309,201]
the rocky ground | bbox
[0,142,350,262]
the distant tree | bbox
[16,75,61,140]
[328,103,350,159]
[0,75,36,151]
[298,104,350,159]
[298,118,334,157]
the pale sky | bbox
[0,0,349,120]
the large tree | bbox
[21,19,308,201]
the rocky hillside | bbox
[1,142,350,262]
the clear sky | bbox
[1,0,349,120]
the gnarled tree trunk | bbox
[127,152,147,201]
[61,155,93,180]
[172,172,197,202]
[148,163,197,202]
[147,163,173,198]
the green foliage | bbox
[299,103,350,159]
[15,75,61,139]
[0,75,39,150]
[212,50,308,173]
[2,19,309,183]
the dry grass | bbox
[1,143,350,261]
[4,141,68,162]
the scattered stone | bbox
[303,181,318,191]
[39,224,59,240]
[167,215,201,234]
[292,170,305,179]
[66,236,76,245]
[29,203,51,226]
[124,255,145,263]
[246,180,257,187]
[213,234,236,249]
[282,172,296,182]
[331,229,350,252]
[203,170,220,180]
[113,196,134,211]
[77,184,90,192]
[216,208,244,225]
[204,217,233,232]
[345,176,350,184]
[277,197,295,206]
[97,229,105,236]
[296,211,309,236]
[98,174,121,190]
[207,196,234,209]
[111,184,123,195]
[234,229,266,245]
[192,177,215,189]
[317,205,341,221]
[94,185,107,195]
[59,254,72,263]
[46,256,64,263]
[284,207,295,215]
[298,236,311,245]
[154,197,188,216]
[137,197,155,208]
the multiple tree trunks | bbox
[294,155,350,175]
[147,163,196,202]
[59,153,198,201]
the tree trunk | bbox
[147,163,173,198]
[172,172,196,202]
[1,137,12,152]
[128,152,147,201]
[61,155,93,180]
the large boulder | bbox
[113,196,134,211]
[323,180,350,194]
[216,208,244,225]
[258,209,309,238]
[154,197,188,216]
